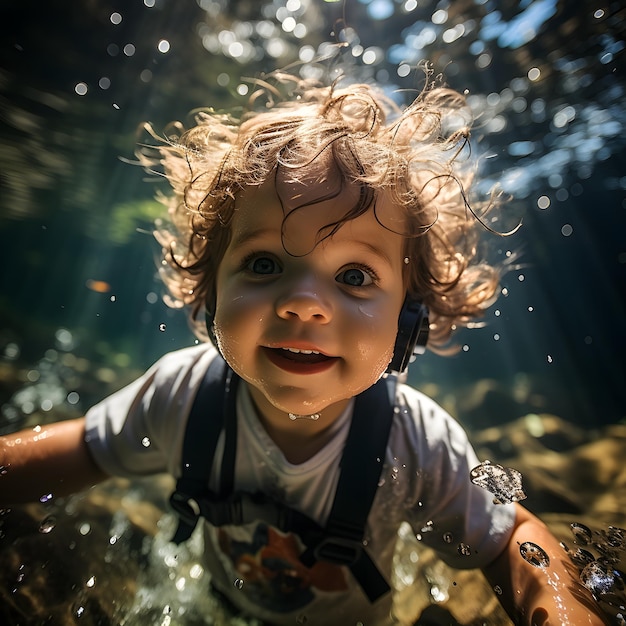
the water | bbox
[1,0,625,624]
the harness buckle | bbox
[233,492,291,530]
[313,536,363,566]
[169,491,201,526]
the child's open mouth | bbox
[263,347,338,374]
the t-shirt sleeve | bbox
[394,385,516,569]
[84,344,218,479]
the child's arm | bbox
[484,504,610,625]
[0,417,109,506]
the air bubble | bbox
[39,493,54,504]
[457,542,471,556]
[580,561,617,597]
[159,323,167,332]
[141,437,151,447]
[567,547,596,567]
[234,578,244,590]
[519,541,550,568]
[39,516,57,534]
[470,460,527,505]
[604,525,625,549]
[570,522,593,545]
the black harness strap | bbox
[169,355,395,602]
[300,377,395,601]
[169,356,234,543]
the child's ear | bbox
[386,297,429,374]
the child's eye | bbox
[336,267,375,287]
[246,255,281,275]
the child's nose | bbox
[275,276,333,323]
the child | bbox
[0,71,609,625]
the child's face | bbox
[212,168,406,420]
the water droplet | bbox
[604,525,625,549]
[39,516,56,534]
[234,578,244,590]
[421,520,434,533]
[457,542,471,556]
[519,541,550,568]
[580,561,617,597]
[358,305,374,318]
[86,576,96,588]
[470,460,527,505]
[39,493,54,504]
[570,522,593,545]
[566,546,596,568]
[75,606,85,618]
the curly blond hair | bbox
[142,71,502,350]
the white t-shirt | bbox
[85,344,515,625]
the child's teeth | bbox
[283,348,320,355]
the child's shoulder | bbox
[142,342,219,390]
[150,342,217,370]
[393,380,473,455]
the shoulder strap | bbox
[169,353,232,543]
[301,374,396,601]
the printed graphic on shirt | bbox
[218,523,348,612]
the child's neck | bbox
[246,383,351,464]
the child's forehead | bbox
[233,165,405,256]
[274,159,347,207]
[236,153,405,247]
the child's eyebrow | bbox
[230,227,278,249]
[350,240,396,268]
